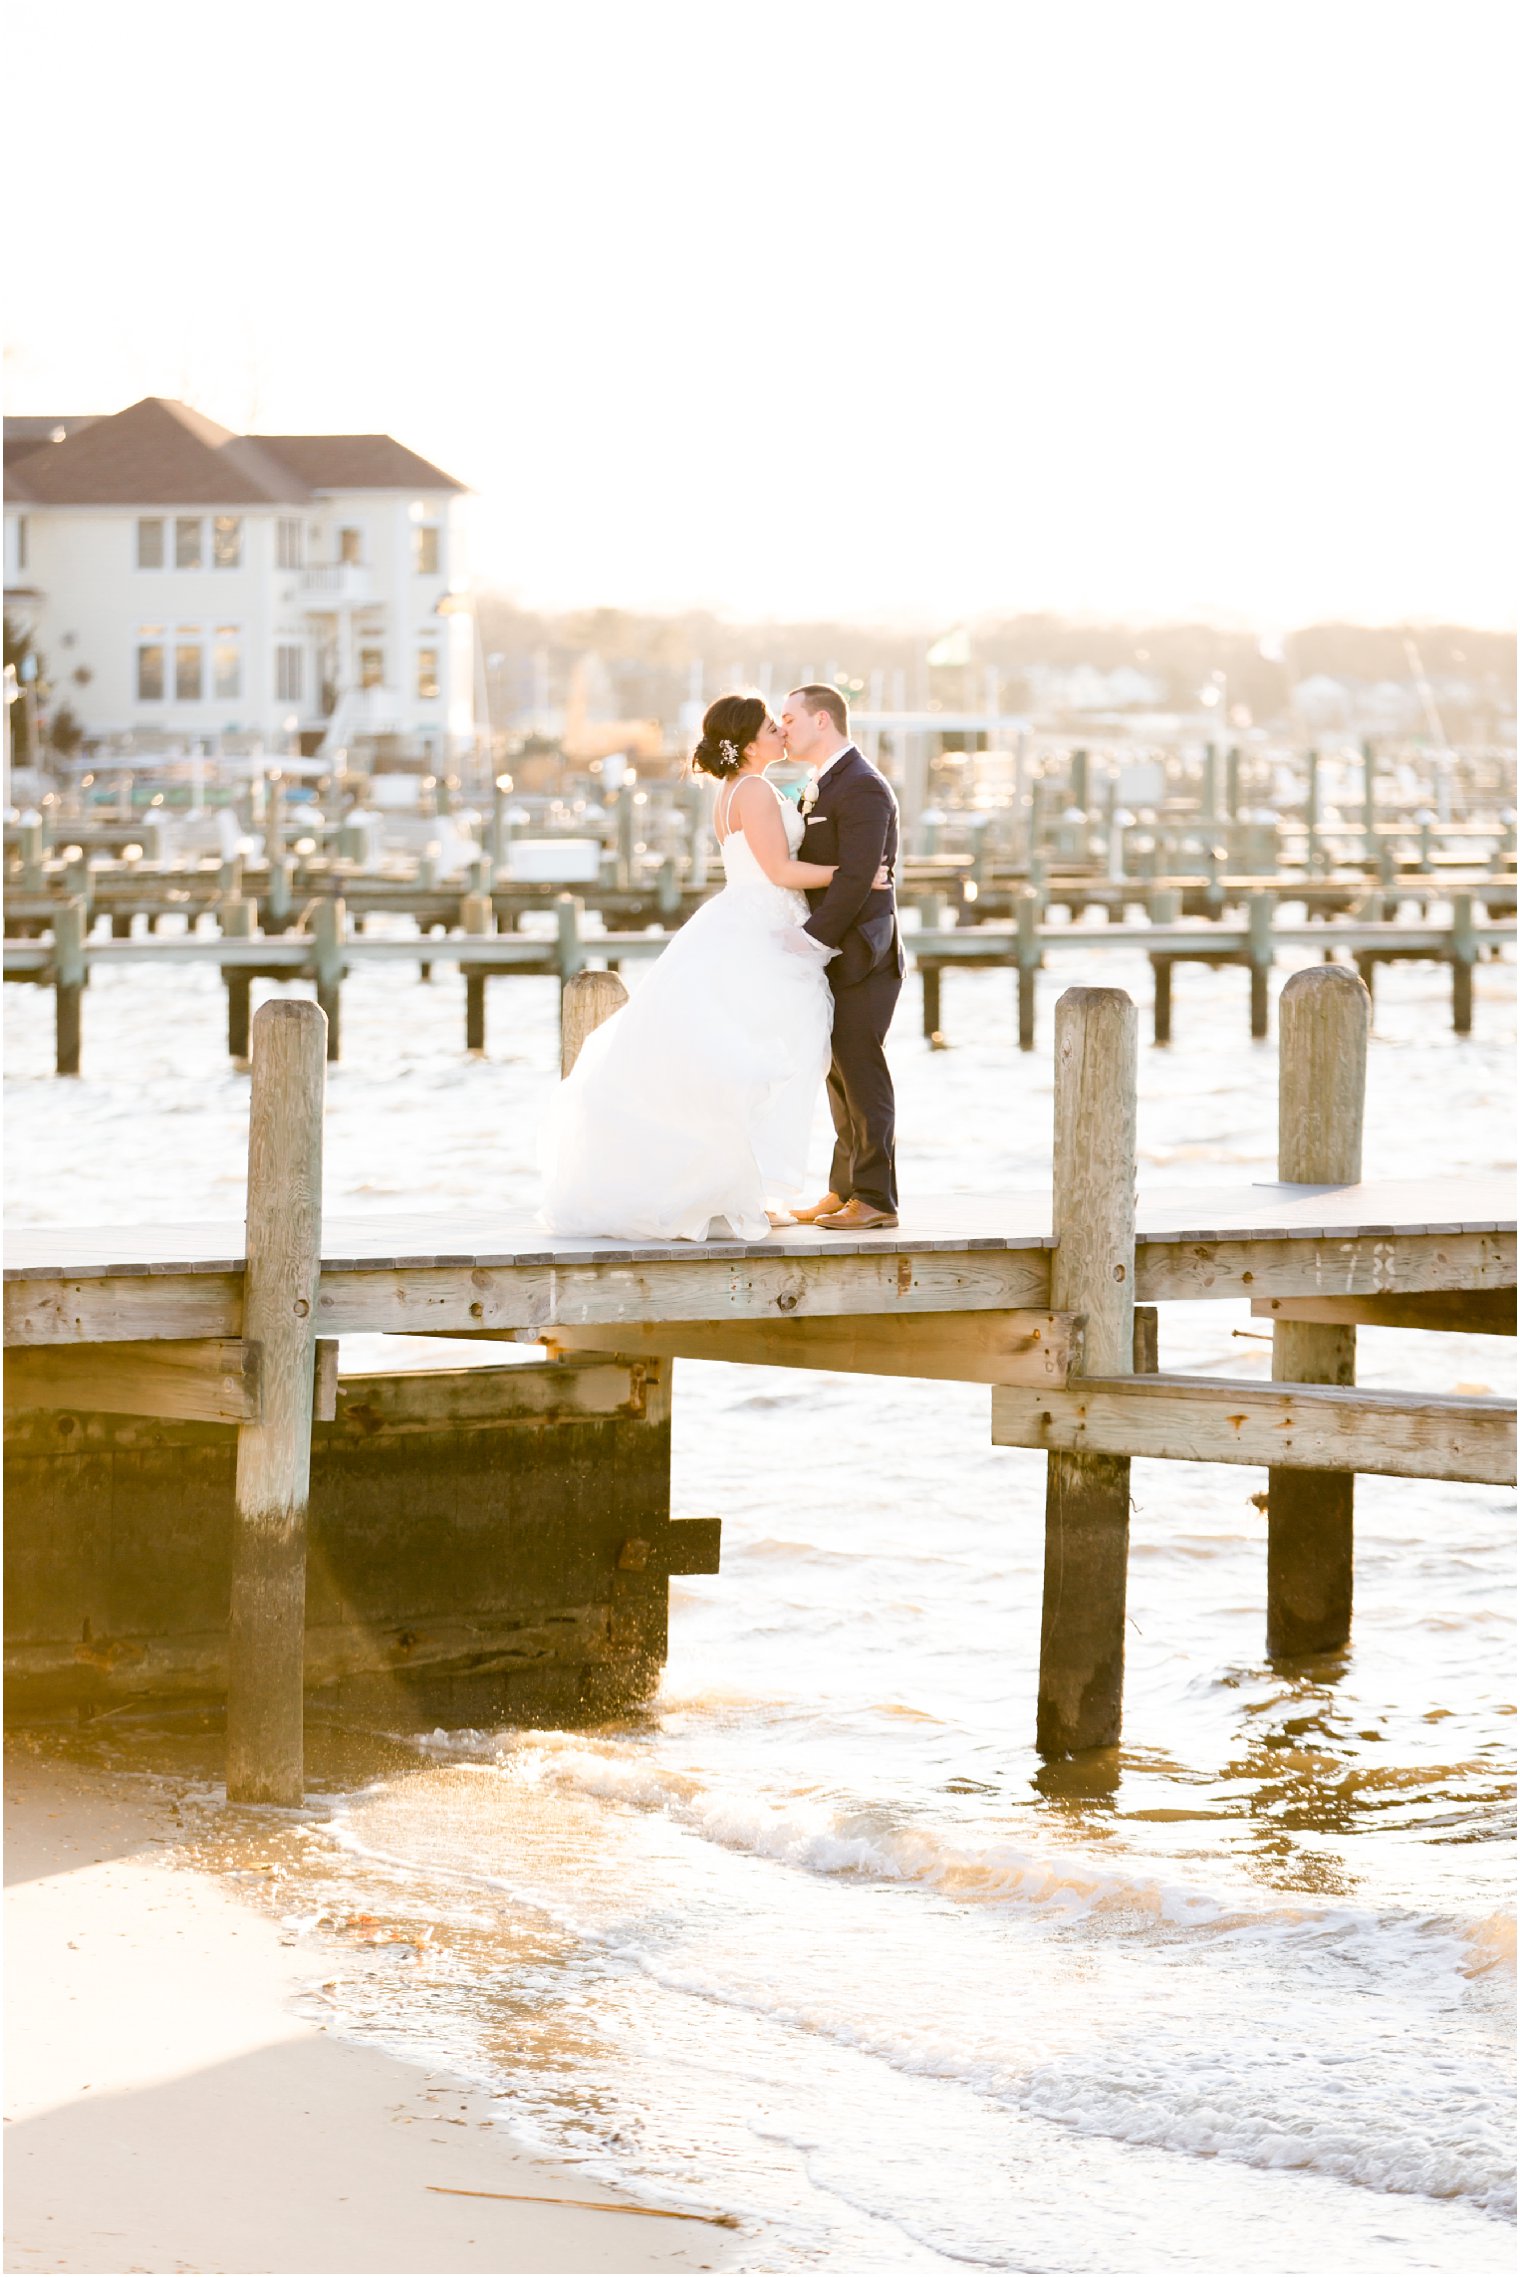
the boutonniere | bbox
[799,777,820,817]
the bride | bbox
[539,692,876,1242]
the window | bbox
[359,646,385,689]
[276,645,304,703]
[137,518,165,569]
[416,645,440,700]
[413,524,440,575]
[175,635,204,702]
[15,516,27,571]
[213,628,241,700]
[277,519,303,569]
[136,639,165,701]
[175,516,203,569]
[212,515,242,568]
[338,527,363,565]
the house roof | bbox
[4,399,311,507]
[249,434,466,494]
[2,399,465,507]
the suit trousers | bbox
[825,962,902,1213]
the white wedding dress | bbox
[539,785,834,1242]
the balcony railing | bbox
[299,563,372,606]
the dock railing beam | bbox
[1267,964,1368,1655]
[1037,985,1138,1755]
[226,997,326,1806]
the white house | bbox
[3,397,476,761]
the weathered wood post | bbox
[311,895,344,1062]
[921,962,943,1042]
[1147,887,1180,1046]
[19,819,45,891]
[1267,964,1368,1657]
[555,892,585,1000]
[561,968,628,1076]
[1450,892,1476,1035]
[461,889,493,1054]
[54,898,86,1076]
[1304,747,1321,875]
[226,997,326,1806]
[1361,737,1378,866]
[1246,892,1273,1039]
[1015,889,1040,1052]
[221,896,257,1067]
[1037,986,1138,1755]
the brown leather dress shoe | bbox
[815,1198,899,1231]
[792,1192,844,1224]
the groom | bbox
[780,685,904,1231]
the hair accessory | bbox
[719,739,738,767]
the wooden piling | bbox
[221,897,256,1067]
[1267,964,1368,1657]
[1037,986,1138,1756]
[226,997,326,1806]
[311,896,343,1062]
[1247,892,1273,1039]
[561,969,628,1077]
[462,891,493,1053]
[54,899,86,1077]
[1016,890,1040,1052]
[1451,892,1476,1033]
[921,963,943,1042]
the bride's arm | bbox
[732,780,890,889]
[731,778,838,887]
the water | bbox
[6,927,1515,2270]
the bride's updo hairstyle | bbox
[692,692,766,780]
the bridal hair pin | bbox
[719,740,739,768]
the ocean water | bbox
[5,918,1515,2271]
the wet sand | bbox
[3,1743,744,2275]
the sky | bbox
[6,0,1514,629]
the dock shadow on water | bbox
[6,950,1515,2271]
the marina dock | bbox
[5,967,1513,1801]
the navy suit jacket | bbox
[798,747,905,992]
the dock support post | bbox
[226,998,326,1806]
[561,968,628,1076]
[54,898,86,1077]
[921,963,942,1042]
[311,896,343,1062]
[462,890,492,1053]
[221,896,256,1067]
[1150,956,1173,1046]
[1037,986,1138,1755]
[1247,892,1273,1038]
[1267,965,1368,1657]
[1016,889,1040,1052]
[1451,892,1476,1034]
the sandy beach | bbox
[3,1742,744,2276]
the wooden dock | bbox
[4,972,1514,1799]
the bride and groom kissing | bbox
[541,684,904,1243]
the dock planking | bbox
[5,1178,1514,1350]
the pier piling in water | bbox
[1037,986,1138,1756]
[311,896,344,1062]
[221,896,256,1066]
[226,998,326,1806]
[53,899,85,1076]
[1266,965,1368,1656]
